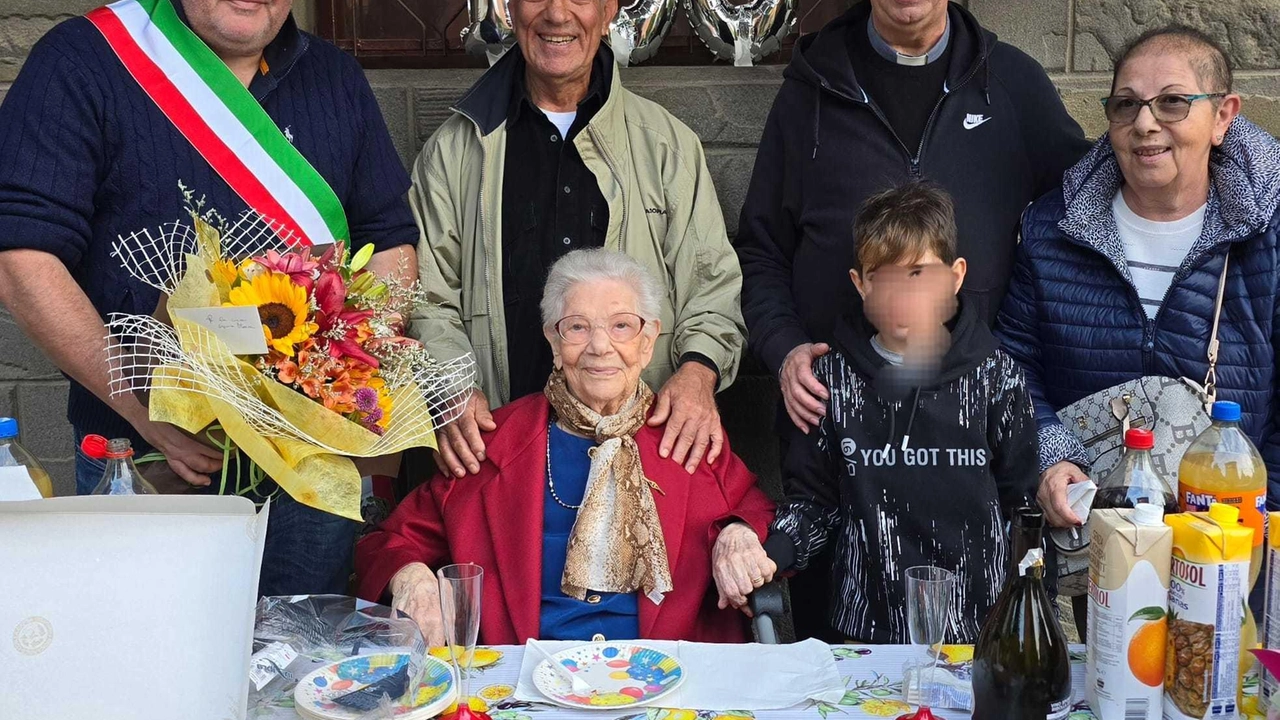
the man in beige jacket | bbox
[409,0,745,479]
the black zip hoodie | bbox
[735,2,1092,377]
[763,298,1041,643]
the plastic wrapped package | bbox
[248,595,440,719]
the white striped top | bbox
[1113,190,1206,320]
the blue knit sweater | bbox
[0,11,417,446]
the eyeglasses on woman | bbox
[1100,92,1226,124]
[554,313,648,344]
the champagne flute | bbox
[438,563,484,716]
[899,565,956,720]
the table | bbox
[248,643,1111,720]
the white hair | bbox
[540,249,663,328]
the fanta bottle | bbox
[1179,400,1268,703]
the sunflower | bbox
[227,271,316,356]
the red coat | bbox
[356,394,776,644]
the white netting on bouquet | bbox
[104,209,477,454]
[105,314,476,454]
[110,211,295,295]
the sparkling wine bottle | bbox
[972,507,1072,720]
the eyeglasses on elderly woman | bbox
[1100,92,1227,124]
[553,312,648,344]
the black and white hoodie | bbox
[763,298,1040,643]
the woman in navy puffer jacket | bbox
[997,25,1280,524]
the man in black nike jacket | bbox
[735,0,1090,640]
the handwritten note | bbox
[172,306,269,355]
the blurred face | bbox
[851,251,965,351]
[512,0,617,88]
[1108,50,1240,201]
[545,279,658,416]
[182,0,291,58]
[869,0,948,35]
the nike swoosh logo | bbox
[963,116,992,130]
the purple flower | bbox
[354,387,379,413]
[363,407,383,424]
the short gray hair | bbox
[541,249,664,328]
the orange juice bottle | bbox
[1180,401,1268,707]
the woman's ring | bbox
[751,576,764,586]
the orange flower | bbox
[300,377,323,399]
[275,357,299,384]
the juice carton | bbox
[1263,512,1280,719]
[1086,505,1173,720]
[1165,504,1253,720]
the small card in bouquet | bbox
[171,305,269,355]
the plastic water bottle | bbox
[0,417,54,498]
[81,435,158,495]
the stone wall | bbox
[3,0,1280,494]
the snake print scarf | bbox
[544,370,673,605]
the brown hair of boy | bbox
[851,182,958,273]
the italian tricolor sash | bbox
[87,0,348,246]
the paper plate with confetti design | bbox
[294,652,456,720]
[533,643,685,710]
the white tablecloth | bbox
[248,643,1100,720]
[510,639,846,710]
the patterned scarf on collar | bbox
[543,369,673,604]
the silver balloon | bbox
[684,0,795,66]
[462,0,515,60]
[608,0,679,66]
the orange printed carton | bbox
[1262,512,1280,719]
[1165,504,1254,720]
[1086,506,1173,720]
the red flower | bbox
[314,270,379,367]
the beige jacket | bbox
[408,49,745,406]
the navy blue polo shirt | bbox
[0,9,418,446]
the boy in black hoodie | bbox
[762,183,1040,643]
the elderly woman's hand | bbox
[388,562,446,646]
[1039,461,1090,527]
[712,522,776,615]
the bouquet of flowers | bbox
[106,190,475,520]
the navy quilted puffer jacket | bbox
[996,117,1280,507]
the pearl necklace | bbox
[546,419,582,511]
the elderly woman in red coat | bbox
[357,249,777,645]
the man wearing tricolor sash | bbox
[0,0,419,595]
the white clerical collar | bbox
[868,14,951,66]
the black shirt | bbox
[501,52,611,401]
[847,19,952,157]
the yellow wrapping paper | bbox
[147,250,437,521]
